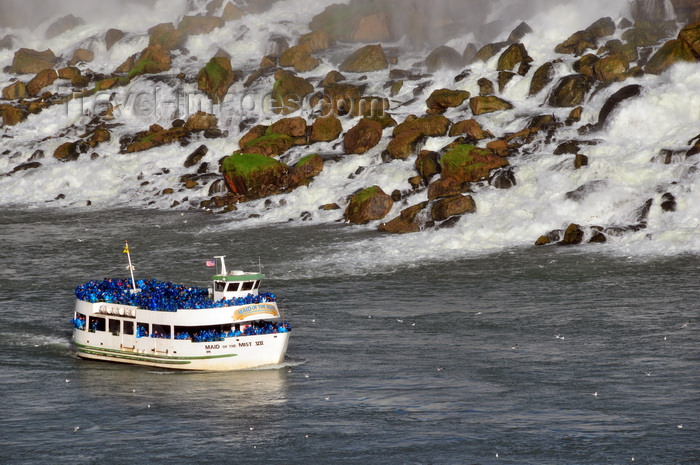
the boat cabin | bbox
[210,256,265,301]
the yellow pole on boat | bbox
[123,240,138,293]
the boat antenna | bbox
[123,240,138,293]
[258,257,262,273]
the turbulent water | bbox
[0,1,698,464]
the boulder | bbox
[289,153,324,185]
[344,117,383,154]
[53,140,86,161]
[477,77,494,96]
[431,194,476,221]
[591,84,642,130]
[27,69,58,96]
[393,114,451,137]
[148,23,186,50]
[508,22,533,43]
[426,89,470,114]
[197,56,236,103]
[178,15,225,35]
[497,43,532,73]
[185,145,209,168]
[222,152,289,198]
[2,81,27,100]
[45,14,84,39]
[560,223,584,245]
[384,130,424,160]
[547,74,595,107]
[678,21,700,58]
[241,133,294,157]
[378,202,429,234]
[427,178,471,200]
[574,53,600,77]
[555,17,615,55]
[415,150,441,182]
[10,48,57,74]
[319,70,346,86]
[69,48,94,65]
[88,127,111,147]
[185,111,218,131]
[268,116,307,138]
[594,55,629,81]
[344,186,394,224]
[469,95,514,115]
[271,70,314,115]
[425,45,463,72]
[448,119,492,139]
[352,12,391,42]
[222,2,245,21]
[279,45,320,72]
[0,35,14,51]
[239,125,268,148]
[0,104,28,126]
[475,42,508,62]
[105,28,125,51]
[440,144,509,184]
[339,44,388,73]
[121,44,171,80]
[528,62,554,96]
[309,115,343,142]
[645,38,697,75]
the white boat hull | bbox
[72,331,290,371]
[71,300,290,371]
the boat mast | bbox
[123,240,138,293]
[214,255,227,275]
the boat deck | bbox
[75,278,276,311]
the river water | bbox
[0,207,697,464]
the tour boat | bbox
[71,243,291,371]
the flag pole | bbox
[123,240,138,293]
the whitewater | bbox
[1,0,699,263]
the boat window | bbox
[151,324,171,339]
[89,316,105,332]
[215,282,226,292]
[137,323,149,338]
[73,313,87,331]
[242,281,254,291]
[123,320,134,335]
[109,319,120,336]
[253,280,260,289]
[226,282,240,292]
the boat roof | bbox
[213,271,265,281]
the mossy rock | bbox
[309,115,342,142]
[393,114,451,137]
[431,194,476,221]
[309,2,384,42]
[594,54,629,81]
[0,104,28,126]
[243,133,294,157]
[378,201,429,234]
[440,144,509,184]
[344,185,394,224]
[339,44,388,73]
[469,95,514,115]
[126,45,171,80]
[148,23,185,50]
[10,48,57,74]
[197,56,236,103]
[271,70,314,115]
[547,74,595,107]
[426,88,470,114]
[497,43,532,72]
[177,15,225,35]
[279,44,320,72]
[645,38,697,75]
[384,130,425,160]
[221,152,289,198]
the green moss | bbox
[222,152,281,181]
[244,133,292,149]
[441,144,479,170]
[295,154,318,167]
[127,58,156,80]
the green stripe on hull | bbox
[73,341,238,364]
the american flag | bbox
[205,260,215,267]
